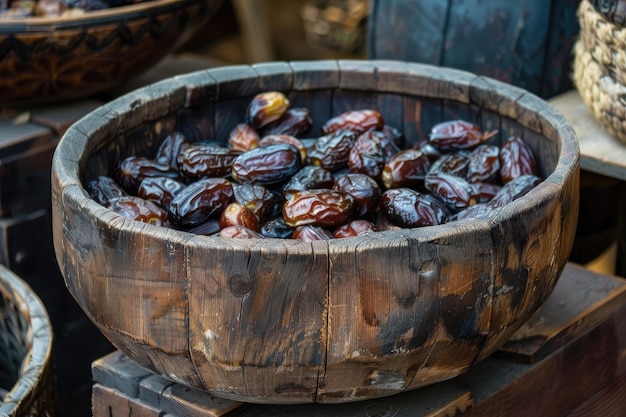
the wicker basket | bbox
[0,264,56,416]
[573,0,626,143]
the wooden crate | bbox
[92,263,626,417]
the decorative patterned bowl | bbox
[51,60,580,404]
[0,0,223,106]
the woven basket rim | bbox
[0,264,54,415]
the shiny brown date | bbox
[229,123,260,152]
[246,91,290,129]
[232,144,302,185]
[283,189,355,228]
[87,176,127,206]
[155,132,190,168]
[322,109,384,135]
[233,183,276,223]
[137,176,185,208]
[333,173,380,218]
[381,149,431,189]
[168,178,234,227]
[429,120,497,151]
[220,225,265,239]
[499,136,538,184]
[177,144,240,180]
[424,172,477,210]
[292,225,334,241]
[308,130,357,172]
[333,220,376,238]
[219,202,259,231]
[379,188,448,227]
[114,156,179,194]
[261,107,313,137]
[488,174,541,208]
[348,131,388,178]
[108,195,169,226]
[258,134,307,162]
[282,165,335,200]
[467,144,500,183]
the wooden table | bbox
[91,263,626,417]
[549,91,626,276]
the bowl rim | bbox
[0,0,200,33]
[53,59,581,250]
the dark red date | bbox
[168,178,234,227]
[499,136,538,184]
[322,109,384,135]
[177,144,240,180]
[232,144,302,185]
[283,189,355,228]
[114,156,179,194]
[308,130,358,172]
[381,149,431,189]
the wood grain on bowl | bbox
[51,60,579,404]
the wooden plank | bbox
[92,384,162,417]
[367,0,451,65]
[549,89,626,181]
[442,0,551,96]
[499,264,626,362]
[29,99,105,137]
[92,351,152,398]
[565,374,626,417]
[459,302,626,417]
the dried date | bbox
[137,176,185,208]
[424,172,477,210]
[333,173,380,218]
[177,144,240,180]
[229,123,260,152]
[219,202,259,231]
[246,91,290,129]
[292,225,334,241]
[499,136,538,184]
[232,144,302,185]
[467,144,500,183]
[109,195,169,226]
[381,149,431,189]
[283,189,355,228]
[333,220,376,238]
[114,156,179,194]
[308,130,357,172]
[261,107,313,137]
[155,132,190,168]
[87,176,127,206]
[429,120,497,151]
[168,178,234,227]
[379,188,448,228]
[322,109,384,135]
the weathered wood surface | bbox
[91,263,626,416]
[549,89,626,277]
[368,0,580,99]
[549,89,626,181]
[52,60,579,403]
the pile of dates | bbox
[88,91,541,241]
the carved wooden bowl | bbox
[0,0,223,106]
[51,61,579,404]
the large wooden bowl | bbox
[51,60,580,404]
[0,0,223,106]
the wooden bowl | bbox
[51,60,580,404]
[0,0,223,107]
